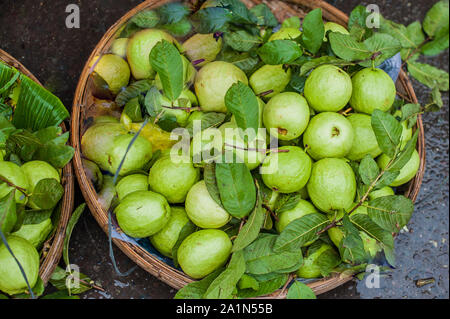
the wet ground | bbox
[0,0,448,299]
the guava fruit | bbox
[323,22,349,41]
[12,218,52,248]
[263,92,310,141]
[269,27,302,41]
[261,146,312,194]
[219,122,266,170]
[190,127,223,164]
[110,38,129,58]
[156,91,192,127]
[303,112,354,160]
[307,158,356,213]
[297,243,336,278]
[82,159,103,190]
[116,174,148,201]
[115,190,171,238]
[148,155,200,204]
[349,68,396,114]
[127,29,177,79]
[346,113,382,161]
[249,65,292,99]
[150,207,190,257]
[304,65,352,112]
[368,186,395,200]
[177,229,232,279]
[21,160,61,209]
[0,161,29,205]
[183,33,223,67]
[0,236,39,295]
[194,61,248,113]
[377,149,420,187]
[275,199,319,233]
[90,54,130,95]
[185,180,231,228]
[93,115,120,125]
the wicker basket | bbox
[0,49,75,285]
[71,0,426,297]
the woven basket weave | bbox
[71,0,426,297]
[0,48,75,285]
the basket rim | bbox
[70,0,426,297]
[0,48,75,285]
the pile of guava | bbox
[80,0,424,299]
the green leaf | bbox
[203,163,224,207]
[41,291,80,299]
[359,155,380,185]
[203,250,246,299]
[400,103,421,129]
[423,0,449,38]
[390,131,418,173]
[123,97,143,122]
[161,18,192,37]
[286,281,316,299]
[174,268,224,299]
[0,191,16,234]
[287,73,307,94]
[300,8,324,54]
[224,30,261,52]
[172,221,197,268]
[257,40,303,65]
[218,0,257,25]
[237,274,260,290]
[351,213,394,249]
[367,195,414,233]
[380,18,425,52]
[157,2,190,24]
[63,204,86,266]
[129,10,160,28]
[30,178,64,210]
[49,266,94,295]
[407,61,449,91]
[348,5,370,30]
[149,40,184,102]
[427,86,444,112]
[421,30,449,56]
[144,86,163,117]
[282,16,301,29]
[224,81,259,134]
[217,50,261,74]
[374,170,400,190]
[185,112,226,135]
[232,190,264,252]
[115,79,152,107]
[21,209,52,226]
[191,7,233,34]
[315,247,341,277]
[299,56,353,76]
[329,33,372,61]
[274,193,302,214]
[215,161,257,218]
[250,4,278,27]
[341,214,368,263]
[360,33,402,67]
[237,273,288,298]
[274,213,329,252]
[371,109,403,158]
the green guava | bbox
[156,90,193,127]
[21,160,61,209]
[323,22,349,41]
[304,65,353,112]
[116,174,149,201]
[82,159,103,190]
[183,33,223,67]
[185,180,231,228]
[307,158,356,213]
[12,218,52,248]
[346,113,382,161]
[194,61,248,113]
[219,122,266,170]
[249,65,292,99]
[90,54,130,95]
[93,115,120,125]
[190,127,223,164]
[349,68,396,114]
[0,236,39,295]
[115,190,171,238]
[261,146,312,194]
[377,149,420,187]
[368,186,395,201]
[275,199,319,233]
[183,90,199,106]
[269,27,302,41]
[0,161,29,205]
[127,29,177,79]
[150,207,190,257]
[303,112,354,160]
[177,229,232,279]
[148,155,200,204]
[297,243,336,278]
[110,38,129,59]
[263,92,310,141]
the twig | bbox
[401,37,431,69]
[278,274,295,298]
[0,175,28,195]
[396,91,414,104]
[262,204,279,222]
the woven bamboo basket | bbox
[71,0,426,297]
[0,49,75,285]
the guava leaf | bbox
[218,0,257,25]
[360,33,402,67]
[21,209,52,225]
[203,163,224,208]
[250,4,278,27]
[232,190,264,252]
[217,49,261,74]
[172,221,197,268]
[348,5,371,30]
[422,0,449,38]
[225,81,259,135]
[359,155,380,186]
[427,86,444,112]
[144,86,163,118]
[174,268,224,299]
[389,130,418,172]
[374,169,400,190]
[400,103,421,129]
[49,265,94,295]
[185,112,226,136]
[350,213,394,249]
[257,40,303,65]
[287,73,307,94]
[300,8,324,54]
[371,109,403,158]
[407,61,449,91]
[161,18,192,37]
[274,193,302,214]
[421,30,449,56]
[274,213,329,252]
[215,161,256,218]
[380,18,425,51]
[149,40,184,102]
[367,195,414,233]
[41,291,80,299]
[286,281,316,299]
[224,30,261,52]
[30,178,64,210]
[203,250,246,299]
[129,10,160,28]
[315,248,341,277]
[340,214,368,263]
[123,98,143,123]
[299,56,353,76]
[63,203,86,266]
[282,16,301,30]
[115,79,153,107]
[329,32,372,61]
[237,273,288,298]
[237,274,260,291]
[191,7,233,34]
[0,191,16,234]
[157,2,190,24]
